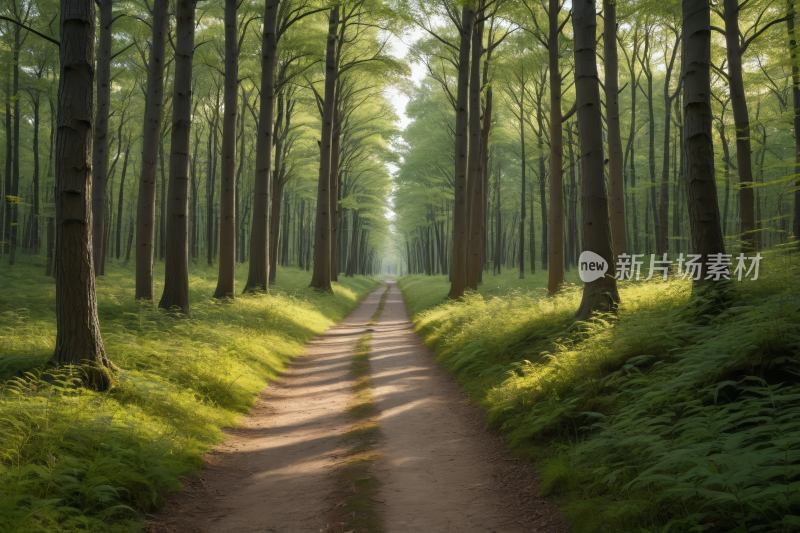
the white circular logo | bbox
[578,251,608,282]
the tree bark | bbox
[3,69,10,257]
[642,43,660,256]
[31,92,41,255]
[115,139,130,259]
[244,0,280,292]
[135,0,169,300]
[9,26,20,266]
[309,7,339,292]
[466,10,484,290]
[159,0,195,315]
[330,90,341,283]
[723,0,755,251]
[548,0,565,292]
[447,5,473,299]
[574,0,620,320]
[50,0,114,389]
[91,0,112,274]
[658,36,680,254]
[788,0,800,241]
[683,0,727,286]
[604,0,626,261]
[518,97,526,280]
[214,0,238,299]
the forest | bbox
[1,0,799,530]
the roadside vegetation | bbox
[398,250,800,533]
[0,255,379,532]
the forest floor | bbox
[398,252,800,533]
[145,282,568,533]
[0,258,380,531]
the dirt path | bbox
[147,282,568,533]
[148,288,384,533]
[369,282,568,532]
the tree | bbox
[50,0,114,390]
[159,0,196,316]
[135,0,169,301]
[91,0,113,276]
[604,0,626,262]
[574,0,620,320]
[683,0,727,286]
[790,0,800,241]
[213,0,238,298]
[448,5,473,298]
[309,6,339,292]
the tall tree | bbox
[50,0,114,389]
[214,0,238,298]
[604,0,626,262]
[790,0,800,241]
[466,5,484,290]
[159,0,196,315]
[448,5,474,298]
[574,0,620,320]
[683,0,727,286]
[135,0,169,301]
[91,0,113,275]
[721,0,756,251]
[309,6,339,292]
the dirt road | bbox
[148,282,567,533]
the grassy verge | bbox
[0,254,380,531]
[330,285,390,533]
[398,252,800,533]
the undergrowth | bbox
[398,251,800,533]
[0,254,379,531]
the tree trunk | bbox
[330,89,341,282]
[548,0,565,291]
[723,0,755,251]
[604,0,626,261]
[466,10,484,290]
[3,70,10,257]
[214,0,238,299]
[644,57,660,255]
[31,94,41,255]
[159,0,195,315]
[309,7,339,292]
[115,139,130,259]
[91,0,112,274]
[159,143,167,260]
[567,122,578,268]
[683,0,727,287]
[658,42,680,255]
[244,0,279,292]
[719,120,732,236]
[495,160,501,274]
[519,98,526,280]
[135,0,169,300]
[51,0,114,389]
[447,5,473,299]
[788,0,800,241]
[206,127,215,265]
[45,213,54,275]
[9,26,20,266]
[574,0,620,320]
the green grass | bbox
[0,253,380,532]
[398,250,800,533]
